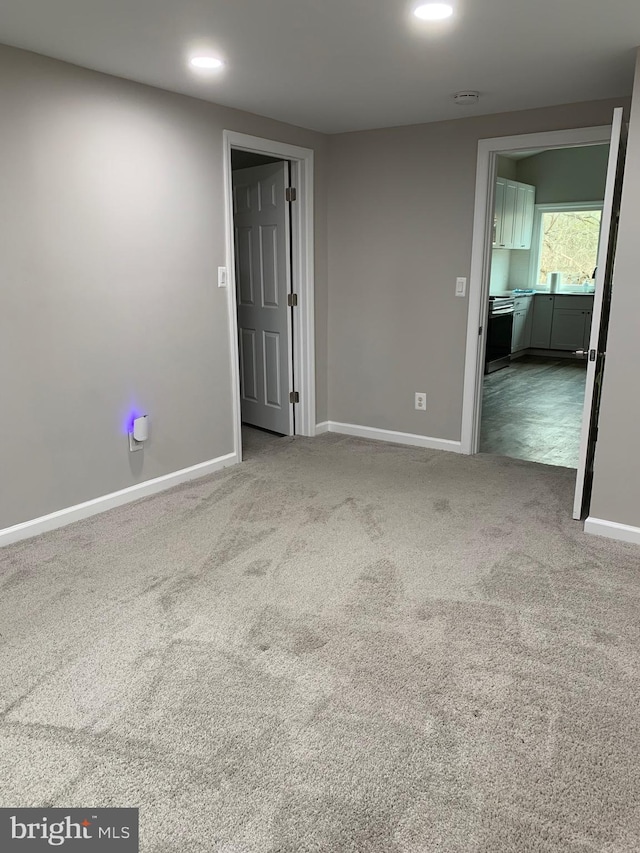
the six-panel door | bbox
[233,162,292,435]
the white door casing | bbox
[223,131,316,463]
[233,162,292,435]
[573,107,627,519]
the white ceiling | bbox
[0,0,638,134]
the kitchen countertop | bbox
[490,290,595,298]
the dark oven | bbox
[485,296,514,374]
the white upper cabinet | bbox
[501,181,518,248]
[493,179,536,250]
[493,178,506,247]
[513,183,536,249]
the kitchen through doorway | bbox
[479,143,609,468]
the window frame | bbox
[527,201,604,291]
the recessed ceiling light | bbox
[413,3,454,20]
[189,56,225,70]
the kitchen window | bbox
[529,202,603,291]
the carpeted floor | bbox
[1,429,639,852]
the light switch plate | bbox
[218,266,227,288]
[456,277,467,297]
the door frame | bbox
[460,123,613,457]
[223,131,315,461]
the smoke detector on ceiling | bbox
[453,91,480,106]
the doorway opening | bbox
[462,112,627,520]
[480,146,607,469]
[231,151,294,447]
[223,132,316,463]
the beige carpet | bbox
[1,429,639,852]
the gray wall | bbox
[327,98,629,440]
[0,45,328,530]
[517,144,610,203]
[590,51,640,529]
[496,155,518,180]
[2,39,636,534]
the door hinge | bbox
[478,325,483,336]
[289,391,299,404]
[589,349,596,362]
[285,187,297,202]
[287,293,298,307]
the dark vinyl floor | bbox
[241,424,292,460]
[480,355,588,468]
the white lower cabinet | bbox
[527,294,593,352]
[511,295,534,353]
[549,296,593,351]
[583,312,593,349]
[530,295,554,348]
[549,310,590,350]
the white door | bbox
[573,107,627,519]
[233,162,293,435]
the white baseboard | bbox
[584,516,640,545]
[0,452,238,548]
[325,421,463,453]
[314,421,330,435]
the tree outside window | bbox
[537,209,602,287]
